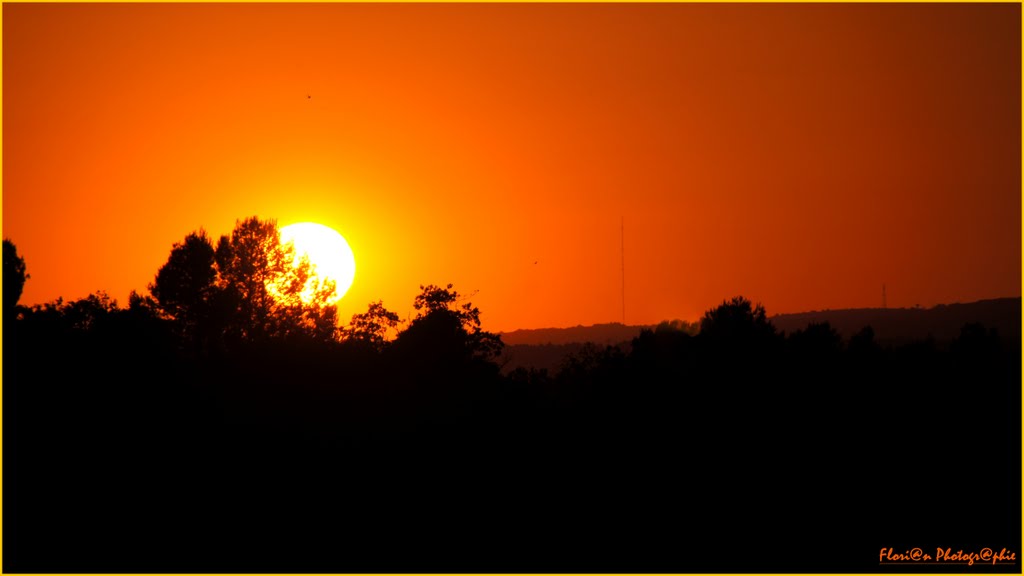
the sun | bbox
[279,222,356,305]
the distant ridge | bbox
[769,297,1021,344]
[500,322,654,346]
[502,297,1021,347]
[499,297,1021,373]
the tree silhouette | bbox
[150,230,219,351]
[848,325,878,354]
[215,217,289,341]
[787,321,842,355]
[401,283,503,362]
[60,291,119,332]
[699,295,777,345]
[4,238,28,316]
[654,318,699,335]
[147,217,340,348]
[951,321,1001,357]
[213,217,339,344]
[345,300,401,350]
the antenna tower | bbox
[620,216,625,324]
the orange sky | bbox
[3,3,1020,332]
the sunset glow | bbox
[3,3,1019,331]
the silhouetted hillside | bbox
[770,297,1021,346]
[501,298,1021,373]
[499,342,587,374]
[500,323,654,373]
[500,322,653,345]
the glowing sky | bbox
[3,3,1020,332]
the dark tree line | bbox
[3,227,1020,573]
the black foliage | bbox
[3,238,28,316]
[3,242,1020,572]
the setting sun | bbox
[280,222,356,305]
[3,4,1018,574]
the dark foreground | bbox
[5,301,1021,573]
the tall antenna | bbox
[882,283,887,309]
[621,216,625,324]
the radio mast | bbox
[621,216,625,324]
